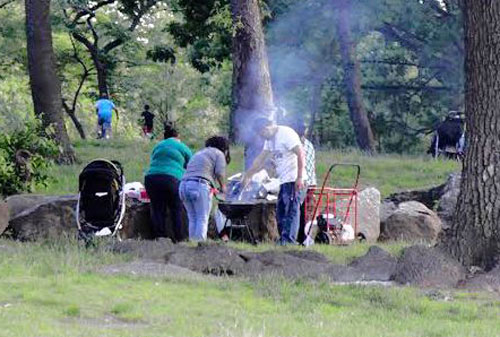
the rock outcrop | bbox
[392,245,466,287]
[380,201,442,242]
[8,195,78,240]
[463,264,500,293]
[3,194,278,243]
[0,200,8,236]
[111,240,399,283]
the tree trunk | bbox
[230,0,274,169]
[25,0,75,164]
[95,62,108,97]
[336,0,376,153]
[441,1,500,270]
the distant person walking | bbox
[141,104,155,138]
[145,124,192,241]
[179,136,231,241]
[95,94,119,139]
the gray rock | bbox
[118,241,399,283]
[380,201,442,243]
[5,194,181,241]
[463,264,500,293]
[356,188,381,242]
[165,242,250,276]
[392,245,466,287]
[349,246,398,281]
[437,173,461,228]
[6,194,77,219]
[380,200,397,224]
[0,200,8,236]
[8,196,78,240]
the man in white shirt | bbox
[242,118,305,245]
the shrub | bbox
[0,119,58,197]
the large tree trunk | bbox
[25,0,75,164]
[336,0,376,153]
[95,60,109,97]
[230,0,274,169]
[441,1,500,270]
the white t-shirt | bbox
[263,126,302,184]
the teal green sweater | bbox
[146,138,193,180]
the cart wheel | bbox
[315,231,333,245]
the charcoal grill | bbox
[218,201,256,244]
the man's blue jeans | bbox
[179,179,212,241]
[277,182,301,245]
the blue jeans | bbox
[179,179,212,241]
[277,182,301,245]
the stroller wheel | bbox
[357,233,366,242]
[315,231,333,245]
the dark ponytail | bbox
[205,136,231,164]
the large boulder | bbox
[4,194,164,241]
[437,173,461,228]
[392,245,466,287]
[380,201,442,242]
[119,200,189,241]
[348,246,398,281]
[6,194,74,218]
[0,200,8,235]
[380,200,397,224]
[463,264,500,293]
[356,188,381,242]
[8,195,78,240]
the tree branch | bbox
[377,22,424,52]
[102,0,159,54]
[71,0,116,25]
[86,17,99,47]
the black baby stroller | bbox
[76,159,126,241]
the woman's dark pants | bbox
[145,174,184,242]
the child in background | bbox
[141,104,155,138]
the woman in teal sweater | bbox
[145,125,192,241]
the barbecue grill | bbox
[218,201,256,244]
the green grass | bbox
[18,138,481,336]
[36,138,459,197]
[0,239,498,337]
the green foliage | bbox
[168,0,232,72]
[0,120,58,197]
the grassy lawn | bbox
[37,138,459,197]
[0,239,498,337]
